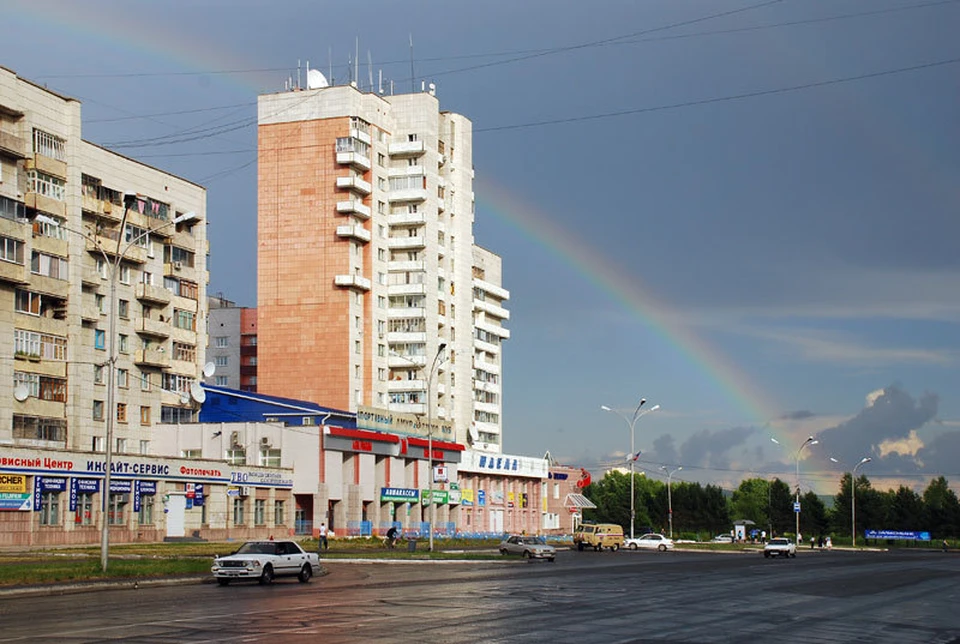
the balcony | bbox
[336,175,372,195]
[336,200,371,219]
[24,192,66,218]
[333,274,371,291]
[336,150,371,171]
[81,302,100,322]
[474,298,510,320]
[336,225,371,244]
[86,235,147,264]
[388,402,426,416]
[387,354,427,370]
[81,265,104,287]
[387,378,425,393]
[474,357,501,375]
[476,319,510,340]
[387,283,426,297]
[386,212,425,227]
[136,282,172,305]
[387,260,425,273]
[388,140,425,157]
[0,260,27,285]
[134,348,170,369]
[388,165,425,178]
[387,236,425,250]
[387,306,425,320]
[474,337,500,354]
[387,331,427,344]
[137,317,170,339]
[0,130,27,159]
[386,188,428,203]
[473,277,510,301]
[350,127,371,145]
[475,401,501,415]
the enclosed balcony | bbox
[0,259,27,285]
[336,225,371,244]
[134,348,170,369]
[336,150,371,172]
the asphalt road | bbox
[0,548,957,643]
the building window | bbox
[40,492,60,526]
[138,494,155,525]
[15,289,41,315]
[92,436,104,452]
[119,264,131,284]
[94,364,104,385]
[118,299,129,319]
[215,376,228,386]
[254,499,266,526]
[0,236,24,264]
[139,440,150,455]
[27,170,65,201]
[227,448,245,465]
[108,494,126,525]
[140,406,151,425]
[30,251,68,279]
[119,334,129,353]
[274,500,285,526]
[215,355,228,367]
[182,449,201,459]
[232,498,245,525]
[95,330,105,350]
[355,340,361,355]
[173,342,196,362]
[93,400,104,421]
[259,448,280,468]
[96,294,106,313]
[33,128,66,160]
[75,493,94,526]
[116,403,127,423]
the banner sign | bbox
[460,488,475,507]
[194,483,204,507]
[478,489,486,507]
[420,489,449,505]
[109,480,132,493]
[34,477,66,510]
[448,488,462,505]
[381,487,419,503]
[357,405,454,438]
[865,530,931,541]
[0,493,31,511]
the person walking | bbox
[386,525,400,549]
[318,522,328,551]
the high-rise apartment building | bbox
[0,67,208,455]
[206,296,258,392]
[257,78,509,453]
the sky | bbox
[3,0,959,496]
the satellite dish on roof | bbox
[190,382,207,404]
[13,384,29,402]
[307,69,329,89]
[203,362,216,378]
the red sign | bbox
[352,440,373,452]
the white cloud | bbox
[877,429,925,458]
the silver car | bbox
[499,535,556,561]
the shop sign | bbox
[420,489,449,505]
[194,483,205,507]
[230,470,294,488]
[0,493,31,511]
[448,488,462,505]
[508,491,515,508]
[478,490,486,507]
[864,530,931,541]
[381,487,419,503]
[226,486,240,498]
[70,479,100,512]
[134,481,157,512]
[460,488,474,506]
[0,474,27,493]
[33,477,66,510]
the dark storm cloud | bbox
[817,385,938,465]
[780,410,816,420]
[678,426,756,469]
[651,434,678,466]
[917,431,960,474]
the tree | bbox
[729,478,770,529]
[767,479,794,537]
[922,476,960,538]
[887,486,923,531]
[799,490,828,539]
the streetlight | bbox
[601,399,660,539]
[424,342,447,552]
[851,456,872,548]
[772,435,818,544]
[38,202,197,571]
[660,465,682,539]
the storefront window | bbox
[108,494,126,525]
[232,497,245,525]
[138,494,154,525]
[254,499,265,525]
[40,491,60,526]
[75,493,94,525]
[274,500,285,526]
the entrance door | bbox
[165,493,187,538]
[489,509,504,534]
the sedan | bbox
[499,535,556,561]
[711,534,734,543]
[625,533,674,551]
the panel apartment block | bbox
[257,81,509,452]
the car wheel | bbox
[764,551,770,558]
[548,557,556,562]
[611,544,619,552]
[577,542,584,552]
[500,548,508,555]
[790,553,796,558]
[523,551,531,559]
[658,544,667,552]
[298,564,312,583]
[594,545,601,552]
[217,578,230,586]
[629,543,638,550]
[258,564,274,585]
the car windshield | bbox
[234,542,278,555]
[769,539,789,545]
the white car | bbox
[711,534,734,543]
[499,535,557,561]
[625,533,674,551]
[763,538,797,558]
[211,540,321,585]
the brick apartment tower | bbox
[257,78,509,452]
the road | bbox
[0,548,957,643]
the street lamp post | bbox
[772,436,818,544]
[39,203,197,571]
[425,342,447,553]
[851,456,872,548]
[601,400,659,539]
[660,465,682,539]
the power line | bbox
[475,55,960,133]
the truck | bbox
[573,522,624,552]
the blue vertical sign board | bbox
[478,490,486,507]
[33,477,67,511]
[70,479,100,512]
[194,484,204,507]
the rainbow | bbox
[476,178,783,430]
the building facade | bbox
[256,79,509,455]
[206,296,257,392]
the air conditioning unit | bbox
[230,431,241,447]
[240,486,253,497]
[260,436,272,447]
[173,260,183,270]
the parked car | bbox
[573,522,624,552]
[625,533,674,551]
[211,540,321,585]
[763,538,797,558]
[499,534,556,561]
[711,534,734,543]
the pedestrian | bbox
[825,536,832,550]
[386,525,400,549]
[943,539,949,553]
[318,522,328,551]
[810,535,816,550]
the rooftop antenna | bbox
[297,59,301,90]
[378,68,383,95]
[367,50,373,92]
[328,46,333,86]
[409,33,415,93]
[355,37,360,88]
